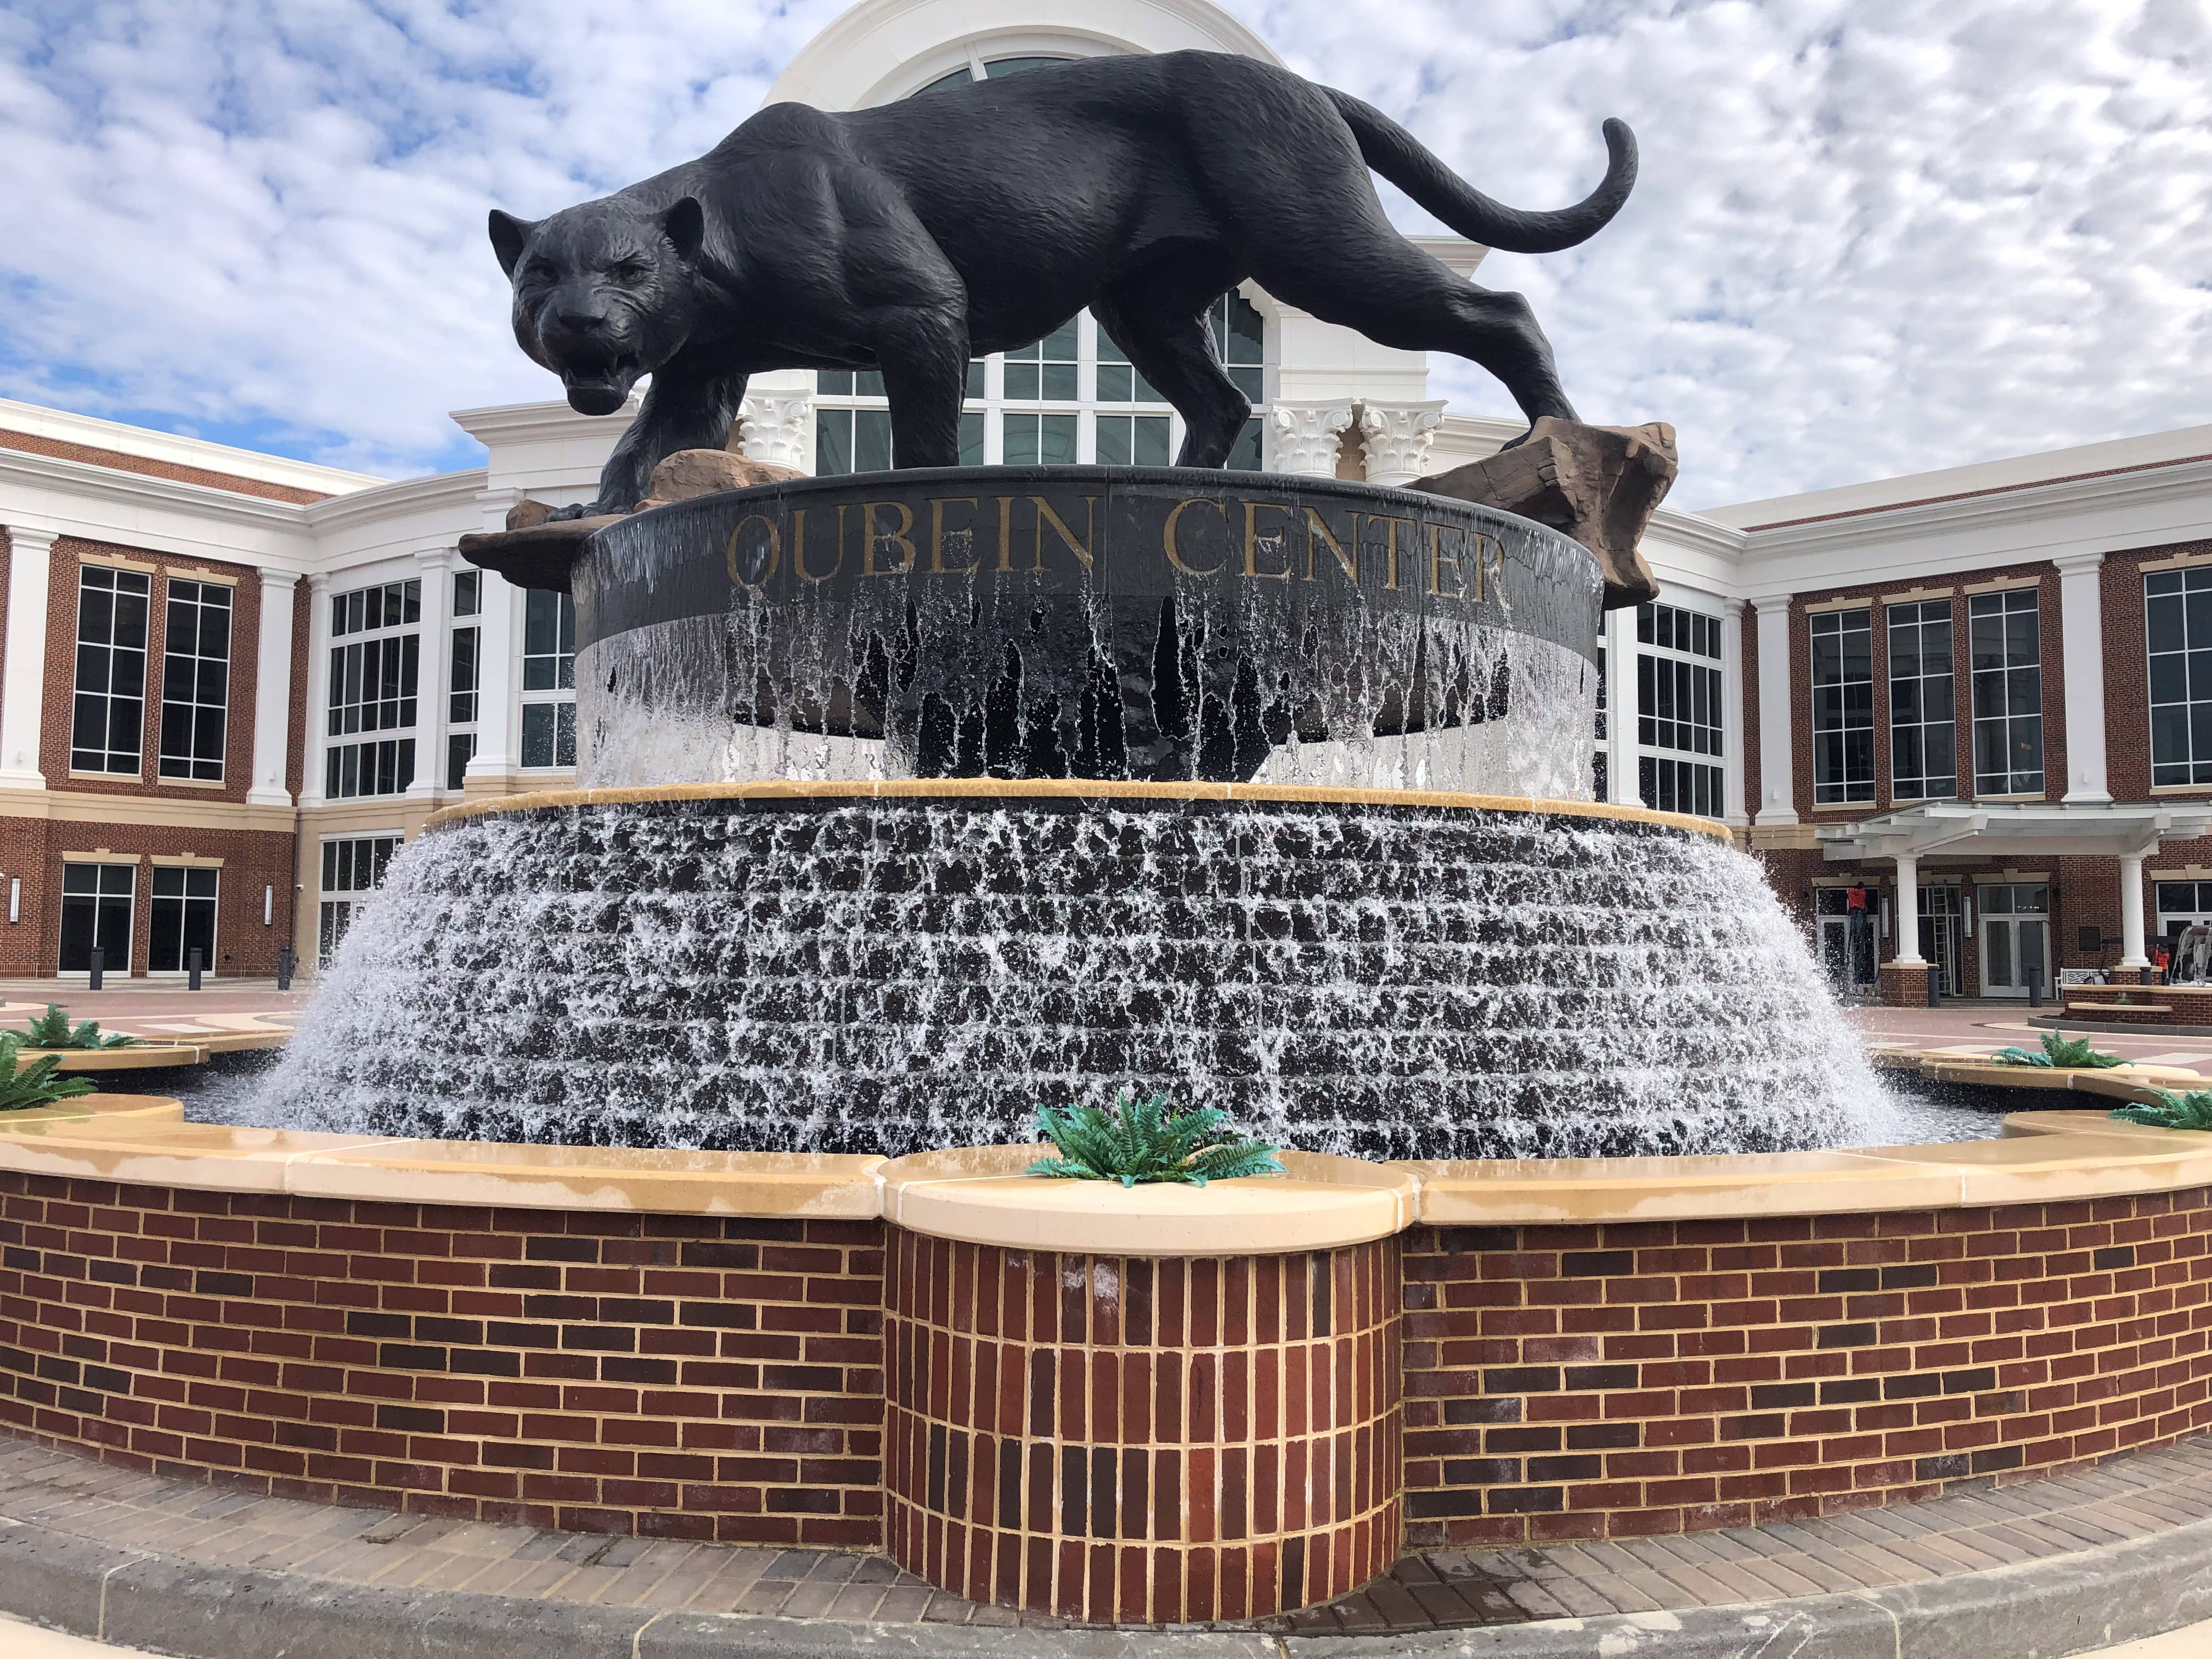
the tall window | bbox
[325,577,419,799]
[1887,599,1955,801]
[58,862,134,973]
[158,579,230,781]
[521,590,575,769]
[811,297,1267,472]
[1810,607,1875,805]
[447,569,480,792]
[72,566,149,774]
[2146,567,2212,787]
[319,835,397,965]
[1969,588,2044,795]
[149,866,217,973]
[1592,635,1608,803]
[2155,880,2212,945]
[1636,601,1724,819]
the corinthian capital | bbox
[736,392,815,470]
[1356,400,1447,488]
[1266,402,1355,478]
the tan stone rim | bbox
[424,777,1733,839]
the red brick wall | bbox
[1401,1191,2212,1545]
[883,1229,1400,1623]
[0,1173,887,1545]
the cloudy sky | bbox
[0,0,2205,507]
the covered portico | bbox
[1817,802,2212,981]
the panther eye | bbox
[610,261,652,285]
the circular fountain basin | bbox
[570,467,1601,792]
[2,1101,2206,1623]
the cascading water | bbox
[253,467,1891,1156]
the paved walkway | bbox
[1853,1002,2212,1072]
[2,1432,2209,1644]
[0,978,305,1046]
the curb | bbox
[2,1509,2209,1659]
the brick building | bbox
[0,0,2204,1000]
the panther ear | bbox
[488,209,537,278]
[661,196,705,262]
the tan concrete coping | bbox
[0,1093,183,1127]
[0,1112,884,1216]
[879,1144,1419,1255]
[422,778,1731,842]
[32,1044,205,1071]
[1398,1115,2212,1221]
[0,1103,2203,1231]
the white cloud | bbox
[0,0,2205,504]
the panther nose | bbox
[558,311,609,337]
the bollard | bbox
[275,945,295,992]
[187,947,202,991]
[2027,966,2042,1009]
[88,947,103,992]
[1928,967,1942,1008]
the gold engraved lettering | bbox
[1304,507,1356,584]
[1032,496,1099,572]
[794,507,841,583]
[862,500,917,577]
[930,498,981,574]
[1367,515,1409,591]
[1472,534,1507,604]
[1429,522,1465,600]
[995,496,1017,572]
[723,514,782,591]
[1243,500,1294,580]
[1163,498,1229,576]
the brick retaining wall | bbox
[0,1171,886,1546]
[1402,1190,2212,1545]
[7,1164,2212,1596]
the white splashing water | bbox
[251,797,1892,1158]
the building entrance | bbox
[58,862,134,974]
[1918,882,1965,997]
[1977,882,2051,998]
[1814,886,1879,998]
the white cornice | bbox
[0,446,312,534]
[449,397,640,450]
[300,469,488,537]
[0,397,383,496]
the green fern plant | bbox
[0,1034,96,1113]
[1027,1092,1284,1188]
[1989,1028,2124,1070]
[2111,1088,2212,1131]
[21,1005,136,1050]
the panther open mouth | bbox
[560,349,639,417]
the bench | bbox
[2062,1000,2174,1020]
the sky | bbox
[0,0,2205,508]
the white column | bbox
[2119,851,2149,969]
[407,546,453,801]
[246,569,298,806]
[1265,402,1355,478]
[465,572,520,783]
[1891,853,1925,964]
[298,573,333,807]
[1606,607,1639,808]
[1722,599,1748,828]
[0,528,55,789]
[1753,596,1798,826]
[2055,550,2111,802]
[736,391,814,470]
[1355,400,1447,488]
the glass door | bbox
[1814,888,1879,998]
[1919,883,1965,997]
[1977,882,2051,997]
[58,862,135,974]
[149,866,218,974]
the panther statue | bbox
[488,50,1636,520]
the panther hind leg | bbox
[1092,255,1251,469]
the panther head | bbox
[489,196,707,417]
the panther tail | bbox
[1325,92,1637,256]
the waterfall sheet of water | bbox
[253,799,1892,1159]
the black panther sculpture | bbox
[489,50,1636,517]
